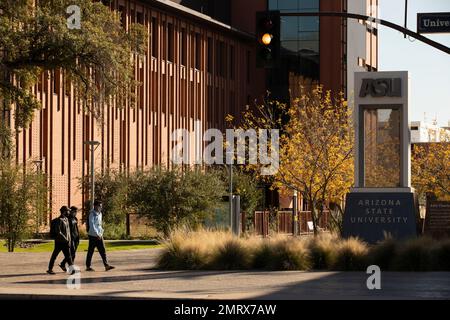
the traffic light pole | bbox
[279,12,450,56]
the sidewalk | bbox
[1,249,450,300]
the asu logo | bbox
[359,78,402,98]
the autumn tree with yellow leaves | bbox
[230,87,354,235]
[412,130,450,200]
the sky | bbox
[379,0,450,126]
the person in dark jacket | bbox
[47,206,74,275]
[59,206,80,271]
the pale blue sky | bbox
[379,0,450,126]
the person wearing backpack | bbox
[59,206,80,271]
[46,206,74,275]
[85,200,115,272]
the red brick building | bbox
[6,0,377,225]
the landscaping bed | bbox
[156,229,450,272]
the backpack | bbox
[85,212,90,233]
[49,218,60,239]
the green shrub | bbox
[392,237,435,271]
[157,243,208,270]
[307,234,338,270]
[368,238,398,270]
[269,238,311,271]
[433,240,450,271]
[332,238,369,271]
[252,242,276,269]
[209,239,251,270]
[103,222,129,240]
[156,229,450,272]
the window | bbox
[207,37,213,73]
[195,33,201,70]
[181,28,187,65]
[229,45,235,79]
[119,6,126,27]
[137,12,144,25]
[246,50,251,83]
[363,107,401,188]
[152,18,158,58]
[270,0,320,81]
[53,69,60,95]
[168,23,174,62]
[221,41,227,77]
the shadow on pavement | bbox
[250,272,450,300]
[16,270,243,285]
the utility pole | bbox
[225,148,234,234]
[404,0,408,38]
[293,190,298,236]
[84,141,100,210]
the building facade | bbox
[7,0,377,226]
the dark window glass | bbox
[215,40,221,76]
[168,23,174,62]
[229,45,235,79]
[269,0,320,81]
[221,42,227,77]
[119,6,126,27]
[246,50,251,83]
[207,37,213,73]
[152,18,158,58]
[181,28,187,65]
[137,12,144,25]
[195,33,201,69]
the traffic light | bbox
[256,11,280,68]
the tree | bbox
[82,170,130,239]
[128,167,226,237]
[233,86,354,235]
[0,0,146,153]
[221,168,263,230]
[412,132,450,200]
[0,161,38,252]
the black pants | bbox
[86,236,109,268]
[48,241,73,271]
[61,240,79,266]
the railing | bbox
[254,211,270,237]
[277,211,293,234]
[252,210,330,237]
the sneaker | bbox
[46,270,55,275]
[85,267,95,272]
[58,263,67,272]
[105,265,115,271]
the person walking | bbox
[47,206,74,275]
[86,200,115,272]
[59,206,80,271]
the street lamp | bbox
[84,141,100,210]
[225,150,233,234]
[293,190,298,236]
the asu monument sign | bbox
[342,71,420,244]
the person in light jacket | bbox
[85,200,115,272]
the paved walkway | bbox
[1,249,450,300]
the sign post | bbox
[342,71,420,244]
[417,13,450,34]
